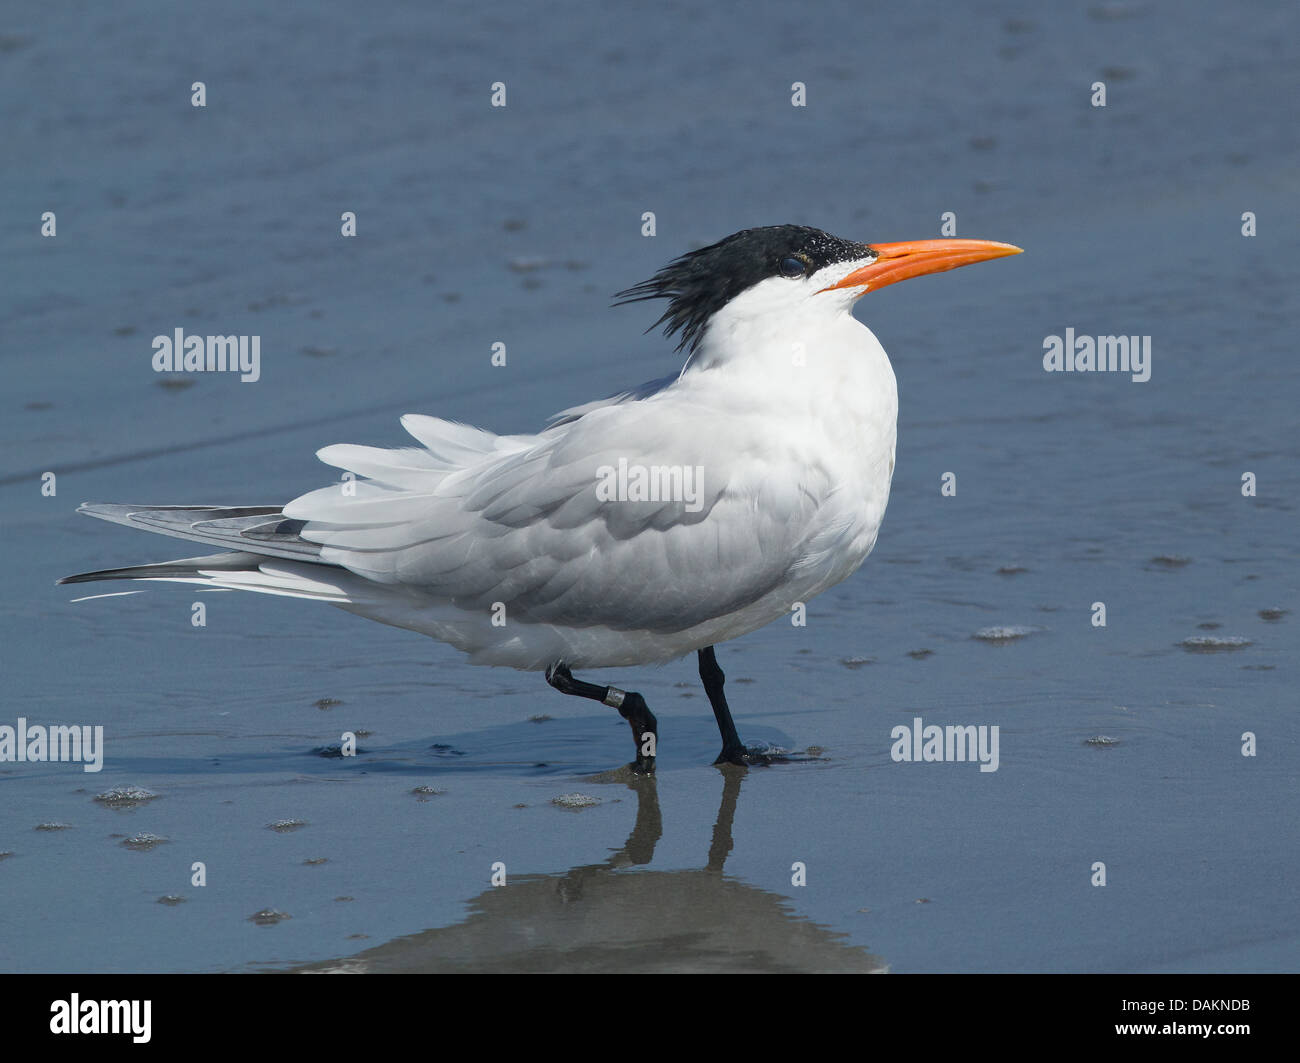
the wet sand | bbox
[2,1,1296,972]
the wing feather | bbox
[282,397,830,633]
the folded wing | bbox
[283,402,828,635]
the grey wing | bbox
[68,504,324,563]
[545,373,678,427]
[284,404,826,633]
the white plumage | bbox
[272,287,898,669]
[63,226,1018,767]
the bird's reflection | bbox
[291,768,887,974]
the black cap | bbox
[614,225,874,353]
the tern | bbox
[61,226,1020,773]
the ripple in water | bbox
[973,625,1036,642]
[1180,636,1251,653]
[551,793,601,809]
[122,832,167,851]
[94,786,158,808]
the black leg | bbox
[698,646,767,766]
[546,663,657,774]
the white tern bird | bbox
[61,225,1021,772]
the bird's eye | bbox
[779,256,807,278]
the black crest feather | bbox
[613,225,874,353]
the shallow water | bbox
[2,1,1296,972]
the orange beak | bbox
[820,238,1023,294]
